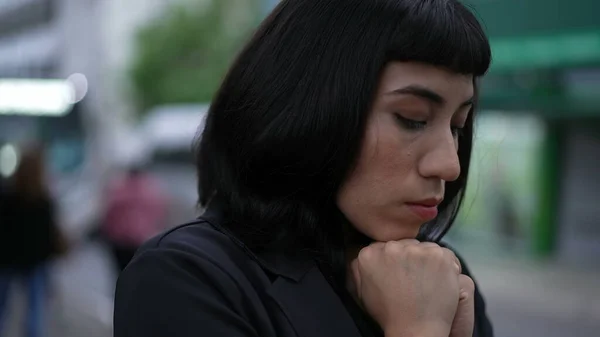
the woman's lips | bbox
[405,203,439,220]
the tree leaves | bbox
[129,0,260,117]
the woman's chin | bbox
[348,217,424,244]
[368,226,422,243]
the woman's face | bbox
[337,62,473,242]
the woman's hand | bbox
[350,240,462,337]
[449,275,476,337]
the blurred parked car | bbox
[136,104,209,225]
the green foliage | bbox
[130,0,260,115]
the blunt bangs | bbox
[383,0,491,76]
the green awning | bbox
[479,69,600,117]
[465,0,600,115]
[490,30,600,72]
[479,94,600,118]
[466,0,600,72]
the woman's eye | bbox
[394,114,426,131]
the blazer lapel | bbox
[200,207,363,337]
[267,265,363,337]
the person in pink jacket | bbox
[102,164,168,272]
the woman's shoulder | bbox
[130,219,252,279]
[114,220,265,337]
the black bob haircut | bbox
[196,0,491,269]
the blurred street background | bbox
[0,0,599,336]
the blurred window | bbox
[0,102,86,177]
[40,103,86,176]
[0,0,55,37]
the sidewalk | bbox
[3,241,114,337]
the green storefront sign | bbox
[467,0,600,72]
[491,30,600,72]
[467,0,600,114]
[466,0,600,38]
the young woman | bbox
[115,1,493,336]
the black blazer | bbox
[114,208,494,337]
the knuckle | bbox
[357,247,376,263]
[419,242,440,249]
[460,275,476,293]
[404,242,422,256]
[429,246,446,259]
[442,248,460,264]
[400,239,421,246]
[383,241,403,255]
[441,247,457,259]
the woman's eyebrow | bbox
[385,84,473,107]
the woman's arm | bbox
[114,248,259,337]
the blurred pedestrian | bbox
[101,163,168,273]
[0,145,68,337]
[492,166,521,251]
[115,1,494,337]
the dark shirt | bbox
[0,192,59,270]
[114,208,494,337]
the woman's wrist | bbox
[384,324,449,337]
[384,332,445,337]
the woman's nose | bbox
[417,132,461,182]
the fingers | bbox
[445,249,462,275]
[362,240,462,276]
[452,275,476,337]
[395,239,421,247]
[458,275,475,301]
[350,258,362,297]
[417,242,462,274]
[417,242,440,248]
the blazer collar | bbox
[200,203,314,282]
[200,202,364,337]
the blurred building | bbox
[0,0,251,239]
[0,0,104,239]
[0,0,184,239]
[0,0,57,78]
[473,0,600,264]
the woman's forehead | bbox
[378,62,474,103]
